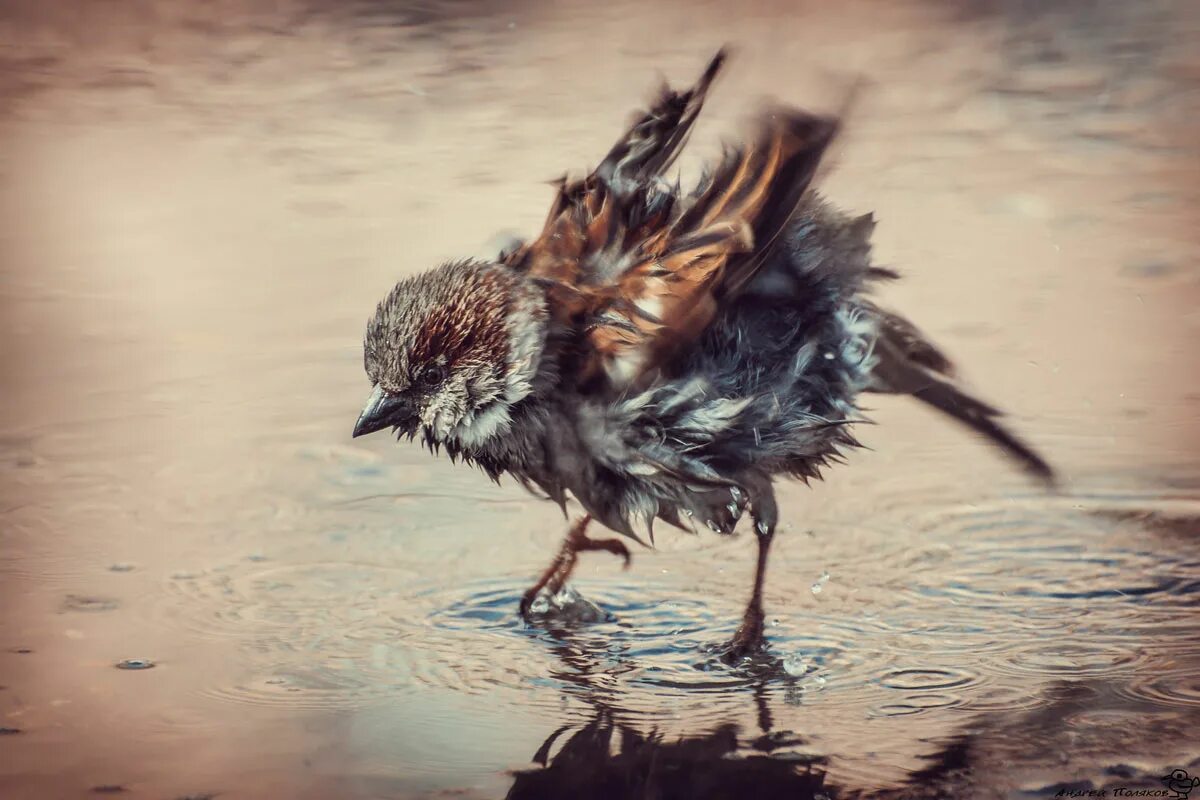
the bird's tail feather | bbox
[869,325,1056,486]
[906,375,1056,486]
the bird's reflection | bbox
[506,709,829,800]
[505,627,831,800]
[506,622,1200,799]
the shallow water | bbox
[2,1,1199,798]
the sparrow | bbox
[353,48,1054,657]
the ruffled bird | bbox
[353,48,1054,656]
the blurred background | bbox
[1,1,1198,798]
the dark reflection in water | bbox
[506,627,831,800]
[509,712,828,800]
[508,628,1200,799]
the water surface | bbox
[1,1,1199,797]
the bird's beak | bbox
[353,385,411,438]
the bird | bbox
[352,48,1055,658]
[1163,769,1200,799]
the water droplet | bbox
[811,570,831,595]
[62,595,119,613]
[823,352,835,360]
[756,520,770,535]
[114,658,156,671]
[683,509,694,517]
[726,502,739,517]
[729,486,742,500]
[783,653,809,677]
[552,585,580,606]
[705,519,721,532]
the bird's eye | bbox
[418,364,446,388]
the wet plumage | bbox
[354,49,1054,655]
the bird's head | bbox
[354,259,547,448]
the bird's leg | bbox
[544,530,632,597]
[727,486,779,660]
[519,517,586,618]
[519,515,632,618]
[728,527,773,657]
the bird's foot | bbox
[518,528,632,621]
[519,584,607,625]
[723,606,767,663]
[518,587,541,621]
[571,535,632,569]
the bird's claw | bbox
[519,519,633,622]
[605,539,632,570]
[724,606,767,662]
[575,535,632,569]
[518,590,537,621]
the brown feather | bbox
[511,49,838,394]
[609,110,839,388]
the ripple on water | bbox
[419,577,740,695]
[870,693,964,717]
[155,561,420,641]
[989,640,1148,680]
[146,484,1200,728]
[877,666,979,692]
[198,665,385,711]
[1118,667,1200,710]
[901,491,1200,618]
[151,560,431,710]
[960,681,1052,713]
[414,576,884,709]
[858,666,981,718]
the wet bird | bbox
[353,49,1054,656]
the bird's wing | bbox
[595,47,727,190]
[508,50,838,392]
[505,48,725,283]
[596,109,839,390]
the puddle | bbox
[1,0,1198,798]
